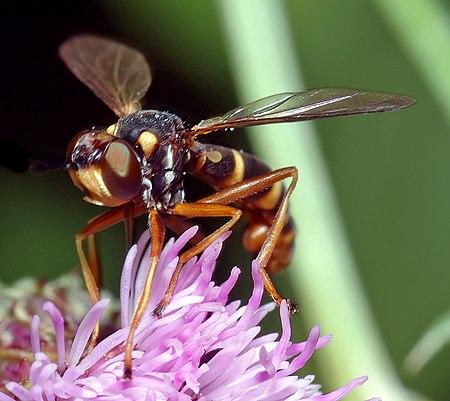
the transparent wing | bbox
[59,34,152,117]
[190,88,415,135]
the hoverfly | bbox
[59,34,414,377]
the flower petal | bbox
[67,298,110,367]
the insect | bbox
[59,34,415,377]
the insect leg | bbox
[75,203,147,347]
[84,204,135,289]
[161,214,206,245]
[75,204,147,303]
[153,203,242,317]
[123,209,165,379]
[123,202,136,249]
[86,234,101,288]
[197,166,298,313]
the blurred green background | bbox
[1,1,449,400]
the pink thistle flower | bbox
[0,273,99,388]
[1,227,371,400]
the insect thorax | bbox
[115,110,191,212]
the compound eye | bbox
[101,140,142,201]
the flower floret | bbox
[2,228,370,400]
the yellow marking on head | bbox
[76,166,113,206]
[138,130,159,157]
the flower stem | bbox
[215,1,420,400]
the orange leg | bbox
[153,203,242,317]
[75,204,147,305]
[200,167,297,313]
[155,167,298,316]
[75,203,147,346]
[77,167,297,377]
[161,214,206,245]
[123,209,165,379]
[124,205,240,377]
[123,202,136,249]
[86,234,101,289]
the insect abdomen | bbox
[189,143,295,273]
